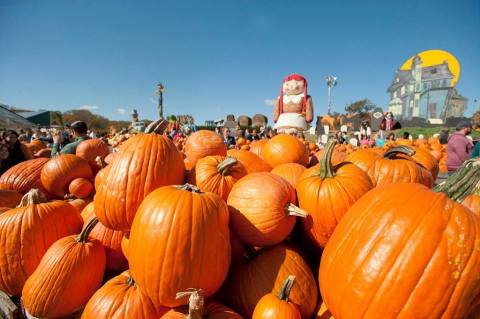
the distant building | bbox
[0,104,36,130]
[16,109,63,127]
[387,55,467,121]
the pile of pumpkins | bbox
[0,124,479,319]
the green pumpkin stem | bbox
[319,139,337,179]
[277,275,296,301]
[77,217,98,243]
[17,188,48,207]
[177,184,202,193]
[176,289,204,319]
[217,157,238,176]
[382,145,416,159]
[434,159,480,201]
[285,203,308,218]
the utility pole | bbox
[157,83,165,119]
[325,76,338,115]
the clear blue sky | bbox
[1,0,479,124]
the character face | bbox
[0,145,8,160]
[283,79,304,95]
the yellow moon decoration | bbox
[400,49,461,86]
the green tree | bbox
[345,99,375,117]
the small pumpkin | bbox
[22,218,106,318]
[0,189,22,208]
[227,149,271,174]
[68,177,94,199]
[0,158,50,194]
[252,275,301,319]
[184,130,227,165]
[261,134,308,168]
[67,197,93,214]
[76,138,110,171]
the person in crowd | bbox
[0,130,33,174]
[0,143,10,173]
[447,121,473,174]
[244,128,251,140]
[403,132,411,140]
[248,129,260,141]
[471,140,480,159]
[386,132,396,141]
[380,112,394,131]
[335,131,345,144]
[222,127,236,149]
[51,121,90,156]
[360,120,371,141]
[439,128,449,144]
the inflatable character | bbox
[273,74,314,134]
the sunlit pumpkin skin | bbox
[184,130,227,165]
[81,202,95,224]
[195,156,247,201]
[104,152,116,164]
[69,177,94,199]
[316,303,334,319]
[0,158,50,193]
[81,271,165,319]
[309,146,347,167]
[25,139,46,154]
[94,133,185,231]
[462,194,480,215]
[411,147,439,180]
[129,185,231,308]
[261,134,309,168]
[227,149,272,174]
[252,275,301,319]
[121,232,130,261]
[320,183,480,319]
[227,172,304,247]
[76,138,110,171]
[221,244,317,319]
[162,289,242,319]
[22,218,106,318]
[0,189,83,296]
[41,154,93,197]
[271,163,306,189]
[249,139,268,158]
[0,189,22,208]
[296,140,373,248]
[344,149,381,183]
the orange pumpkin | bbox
[195,156,247,201]
[34,148,51,158]
[68,177,94,199]
[0,158,50,194]
[184,130,227,165]
[121,232,130,261]
[344,149,381,183]
[227,172,305,247]
[0,189,22,208]
[271,163,306,189]
[316,303,334,319]
[94,132,185,231]
[411,147,439,180]
[262,134,308,168]
[81,271,165,319]
[252,275,301,319]
[309,145,346,167]
[129,184,231,308]
[67,197,93,214]
[462,194,480,215]
[296,140,373,247]
[249,139,268,158]
[76,138,110,171]
[227,149,271,173]
[25,139,46,154]
[319,183,480,319]
[41,154,92,197]
[0,189,83,296]
[22,218,106,318]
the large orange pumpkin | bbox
[344,148,380,183]
[249,139,268,158]
[76,138,110,171]
[221,244,317,319]
[0,157,50,194]
[0,189,22,208]
[296,140,373,247]
[462,194,480,215]
[227,172,305,247]
[22,218,106,318]
[261,134,308,168]
[94,132,185,231]
[0,189,83,296]
[41,154,93,197]
[68,177,94,199]
[129,184,231,308]
[184,130,227,165]
[195,156,247,201]
[81,271,165,319]
[271,163,306,189]
[227,149,271,173]
[319,183,480,318]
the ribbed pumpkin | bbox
[94,131,185,231]
[104,152,116,164]
[0,189,22,208]
[462,194,480,215]
[41,154,93,197]
[22,218,106,318]
[271,163,306,189]
[81,271,165,319]
[76,138,110,170]
[0,189,83,296]
[228,172,305,247]
[129,184,231,308]
[309,145,347,167]
[184,130,227,165]
[319,183,480,319]
[195,156,247,201]
[227,149,271,173]
[344,149,381,183]
[25,139,46,154]
[412,147,439,180]
[161,289,242,319]
[296,140,373,247]
[252,275,301,319]
[221,244,317,319]
[69,177,94,199]
[0,157,50,193]
[261,134,308,168]
[249,139,268,158]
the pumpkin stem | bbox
[76,217,98,243]
[319,139,337,179]
[145,119,168,134]
[285,203,308,218]
[177,184,202,193]
[217,157,238,176]
[176,289,204,319]
[17,188,48,207]
[126,274,135,286]
[382,145,416,159]
[277,275,296,301]
[434,159,480,201]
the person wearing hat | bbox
[446,121,473,174]
[51,121,90,156]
